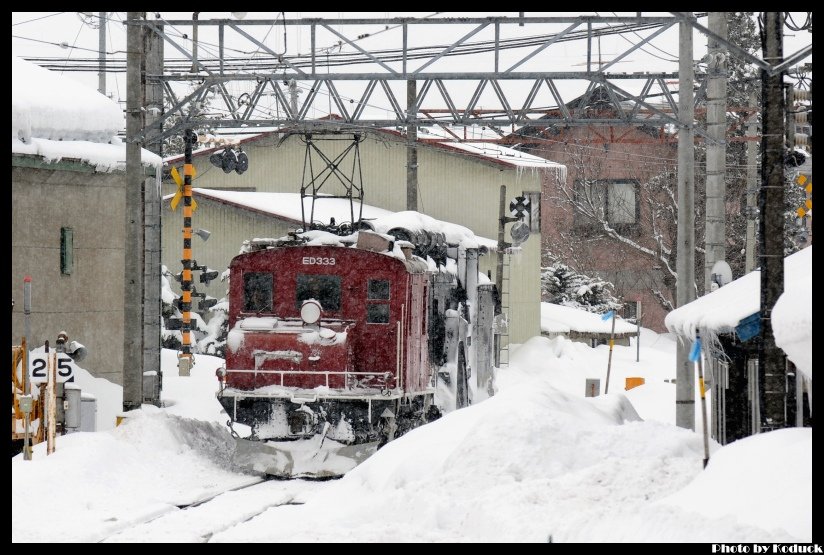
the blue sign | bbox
[689,337,702,362]
[601,310,614,321]
[736,313,761,342]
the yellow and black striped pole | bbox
[179,128,195,375]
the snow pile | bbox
[11,408,256,543]
[541,302,637,335]
[161,349,228,424]
[12,56,122,143]
[211,335,808,543]
[771,270,812,380]
[660,428,811,540]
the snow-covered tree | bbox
[541,256,621,314]
[197,269,230,358]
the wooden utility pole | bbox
[758,12,786,431]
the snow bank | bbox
[11,409,256,543]
[771,272,812,380]
[660,428,811,540]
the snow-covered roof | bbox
[173,189,496,249]
[665,247,812,346]
[433,141,568,171]
[11,56,160,171]
[541,303,637,336]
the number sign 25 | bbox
[30,354,75,384]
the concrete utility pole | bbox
[406,79,418,211]
[190,12,200,73]
[675,13,696,430]
[124,12,145,412]
[288,79,299,118]
[704,12,727,294]
[98,12,106,96]
[142,17,164,406]
[745,89,759,274]
[758,12,786,431]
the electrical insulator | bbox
[793,88,811,102]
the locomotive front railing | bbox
[225,368,395,390]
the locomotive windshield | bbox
[243,272,273,312]
[296,274,341,311]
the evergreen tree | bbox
[541,255,621,314]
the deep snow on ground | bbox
[12,332,812,543]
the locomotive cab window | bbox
[366,304,390,324]
[296,274,341,312]
[243,272,273,312]
[367,279,390,324]
[367,279,390,300]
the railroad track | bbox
[95,477,326,543]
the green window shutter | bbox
[60,227,73,275]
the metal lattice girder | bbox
[124,14,771,144]
[143,75,701,145]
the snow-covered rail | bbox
[95,477,320,543]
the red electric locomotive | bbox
[217,228,498,478]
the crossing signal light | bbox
[235,150,248,174]
[209,147,249,175]
[200,269,220,286]
[198,297,218,311]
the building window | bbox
[296,274,341,312]
[573,179,639,234]
[60,227,73,275]
[243,272,273,312]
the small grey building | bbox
[11,57,160,385]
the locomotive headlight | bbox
[300,299,322,325]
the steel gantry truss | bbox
[126,14,716,145]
